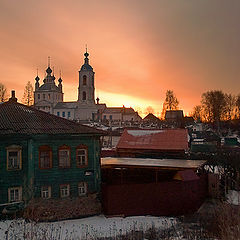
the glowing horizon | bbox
[1,0,240,117]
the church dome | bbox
[80,50,93,71]
[46,66,52,74]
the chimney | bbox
[9,90,18,102]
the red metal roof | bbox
[116,129,189,151]
[0,100,105,135]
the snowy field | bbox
[0,215,176,240]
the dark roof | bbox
[165,110,184,120]
[103,107,135,114]
[117,129,189,151]
[80,64,93,71]
[54,102,77,109]
[143,113,160,122]
[38,83,60,92]
[0,100,105,135]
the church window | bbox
[38,94,40,99]
[48,94,50,100]
[83,75,87,85]
[109,115,113,120]
[43,94,45,100]
[62,112,65,117]
[103,115,106,120]
[67,112,71,118]
[82,91,86,101]
[57,112,60,116]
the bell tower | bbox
[78,50,95,105]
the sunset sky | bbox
[0,0,240,117]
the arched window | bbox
[83,75,87,85]
[82,91,86,101]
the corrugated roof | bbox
[0,100,105,135]
[116,129,189,150]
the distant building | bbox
[143,113,161,123]
[34,51,141,123]
[0,91,105,220]
[165,110,184,128]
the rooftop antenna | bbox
[85,44,88,53]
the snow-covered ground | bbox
[0,215,176,240]
[227,190,240,206]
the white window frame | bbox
[76,148,87,167]
[78,182,87,196]
[60,184,70,198]
[8,187,22,203]
[59,149,70,168]
[6,145,22,170]
[41,186,51,199]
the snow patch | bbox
[227,190,240,205]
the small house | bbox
[0,91,105,220]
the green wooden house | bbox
[0,92,105,220]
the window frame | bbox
[60,184,70,198]
[83,75,87,85]
[78,182,87,196]
[6,145,22,171]
[41,186,51,199]
[58,145,71,168]
[82,91,86,101]
[39,145,52,169]
[8,186,22,203]
[76,145,88,168]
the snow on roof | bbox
[101,157,206,170]
[117,129,189,151]
[127,130,164,137]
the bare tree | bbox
[225,93,236,120]
[161,90,179,119]
[22,81,34,106]
[191,105,202,122]
[0,82,7,102]
[236,94,240,119]
[201,90,226,126]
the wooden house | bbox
[0,91,105,220]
